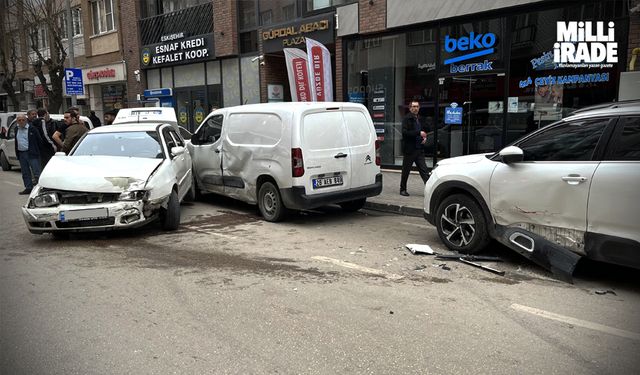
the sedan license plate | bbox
[59,208,108,222]
[313,176,343,189]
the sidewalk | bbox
[365,169,426,217]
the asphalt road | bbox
[1,169,639,374]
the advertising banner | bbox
[306,38,333,102]
[284,48,312,102]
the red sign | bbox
[87,68,116,80]
[34,84,47,99]
[310,46,324,101]
[293,57,311,102]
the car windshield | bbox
[73,131,164,158]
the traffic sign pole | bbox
[65,0,77,107]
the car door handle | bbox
[561,175,587,185]
[334,153,348,159]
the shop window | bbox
[506,4,628,144]
[439,17,505,74]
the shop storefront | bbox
[84,62,127,117]
[345,1,629,167]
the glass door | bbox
[438,74,505,158]
[175,87,209,133]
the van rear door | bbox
[299,109,351,195]
[342,109,378,188]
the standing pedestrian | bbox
[26,109,37,124]
[14,114,43,195]
[89,110,102,127]
[35,108,58,168]
[103,109,117,125]
[399,100,430,196]
[61,110,88,154]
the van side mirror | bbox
[499,146,524,164]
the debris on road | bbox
[406,244,435,255]
[435,253,505,276]
[594,289,617,296]
[414,264,428,271]
[433,263,451,271]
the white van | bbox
[187,102,382,221]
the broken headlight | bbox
[32,192,60,207]
[118,190,147,201]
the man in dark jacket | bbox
[89,110,102,127]
[33,108,58,168]
[14,114,43,195]
[399,100,430,196]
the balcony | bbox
[140,3,214,46]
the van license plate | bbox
[313,176,343,189]
[59,208,109,222]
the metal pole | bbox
[65,0,76,107]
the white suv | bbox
[423,101,640,280]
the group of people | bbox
[13,107,118,195]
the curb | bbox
[364,201,424,217]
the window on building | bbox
[91,0,115,35]
[60,7,83,38]
[30,25,48,50]
[238,0,257,30]
[260,10,273,26]
[306,0,351,12]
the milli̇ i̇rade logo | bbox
[554,21,618,68]
[141,48,151,66]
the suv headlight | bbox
[118,190,147,201]
[32,192,60,207]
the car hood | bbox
[436,153,492,166]
[39,156,163,192]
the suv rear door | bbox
[587,116,640,267]
[489,117,615,253]
[299,108,351,195]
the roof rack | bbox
[570,100,640,115]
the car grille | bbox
[55,218,116,228]
[43,189,121,204]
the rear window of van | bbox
[343,111,372,147]
[227,113,282,146]
[303,112,348,150]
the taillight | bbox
[291,148,304,177]
[375,139,381,166]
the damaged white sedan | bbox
[22,122,193,236]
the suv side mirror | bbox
[499,146,524,164]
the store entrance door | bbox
[438,74,505,158]
[175,87,208,133]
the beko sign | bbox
[444,32,497,73]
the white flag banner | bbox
[305,38,333,102]
[284,48,312,102]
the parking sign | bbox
[64,68,84,95]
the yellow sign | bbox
[179,111,188,124]
[261,20,329,41]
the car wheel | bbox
[435,194,489,254]
[339,198,366,212]
[161,190,180,231]
[258,181,287,222]
[0,151,11,171]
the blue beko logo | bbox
[444,32,496,65]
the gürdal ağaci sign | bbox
[261,13,334,53]
[444,31,497,73]
[141,34,214,69]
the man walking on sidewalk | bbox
[399,100,430,196]
[14,115,43,195]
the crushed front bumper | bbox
[22,200,155,234]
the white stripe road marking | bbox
[511,303,640,341]
[312,256,403,280]
[2,181,22,187]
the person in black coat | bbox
[14,114,43,194]
[399,100,430,196]
[89,110,102,127]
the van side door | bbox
[190,114,224,194]
[342,109,378,188]
[300,109,352,195]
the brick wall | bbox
[119,0,143,105]
[359,0,386,34]
[213,0,238,57]
[628,0,640,71]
